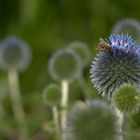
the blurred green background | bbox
[0,0,140,139]
[1,0,140,92]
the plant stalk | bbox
[115,109,124,140]
[61,80,69,131]
[52,106,61,140]
[8,68,30,140]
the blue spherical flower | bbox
[90,34,140,99]
[0,36,32,71]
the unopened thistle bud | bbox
[64,100,118,140]
[0,36,32,71]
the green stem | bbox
[8,68,30,140]
[61,80,69,131]
[52,106,61,140]
[115,109,124,140]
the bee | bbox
[97,38,112,52]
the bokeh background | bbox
[0,0,140,139]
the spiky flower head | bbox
[90,34,140,99]
[64,100,118,140]
[68,41,90,66]
[42,84,61,106]
[111,84,140,116]
[48,49,82,82]
[0,36,32,71]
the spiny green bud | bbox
[42,84,61,106]
[64,100,118,140]
[111,84,140,115]
[48,49,82,81]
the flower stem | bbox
[8,68,30,140]
[115,109,124,140]
[60,80,69,131]
[52,106,61,140]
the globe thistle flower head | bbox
[64,100,118,140]
[68,41,90,67]
[0,36,32,71]
[48,49,82,82]
[108,34,135,49]
[111,84,140,116]
[42,84,61,106]
[90,34,140,99]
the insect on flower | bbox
[97,38,112,52]
[90,34,140,99]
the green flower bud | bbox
[111,84,140,115]
[64,100,118,140]
[48,49,82,81]
[42,84,61,106]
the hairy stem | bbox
[52,106,61,140]
[115,109,124,140]
[8,68,30,140]
[61,80,69,131]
